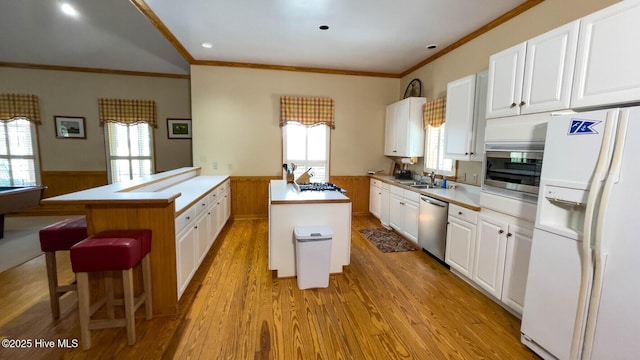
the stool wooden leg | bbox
[104,273,115,319]
[122,268,136,345]
[141,254,153,320]
[44,252,60,318]
[76,272,91,350]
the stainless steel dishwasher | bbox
[418,195,449,262]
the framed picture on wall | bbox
[167,118,192,139]
[54,116,86,139]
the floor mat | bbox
[358,228,419,253]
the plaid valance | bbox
[423,97,446,128]
[0,93,41,124]
[280,96,335,129]
[98,98,157,127]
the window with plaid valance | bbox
[98,98,157,128]
[0,94,41,124]
[279,96,335,129]
[423,97,446,128]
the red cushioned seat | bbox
[70,230,151,273]
[90,229,151,258]
[39,217,88,252]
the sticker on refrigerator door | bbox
[568,119,601,135]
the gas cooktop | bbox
[296,182,346,193]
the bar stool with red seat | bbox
[39,216,88,318]
[70,229,152,350]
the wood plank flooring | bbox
[0,216,538,359]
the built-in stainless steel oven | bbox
[482,142,544,202]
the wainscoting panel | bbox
[230,176,281,219]
[20,171,108,215]
[329,176,370,216]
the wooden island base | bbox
[43,167,230,316]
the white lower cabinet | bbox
[177,226,196,296]
[389,192,403,231]
[445,204,478,279]
[402,194,419,243]
[379,183,390,228]
[388,185,419,243]
[473,214,509,299]
[501,223,533,314]
[175,179,232,299]
[471,210,534,315]
[369,179,382,218]
[195,210,211,264]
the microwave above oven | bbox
[482,142,544,203]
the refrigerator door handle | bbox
[569,110,620,360]
[581,110,629,360]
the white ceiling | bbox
[0,0,532,77]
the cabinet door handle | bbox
[510,102,517,108]
[519,101,525,106]
[507,232,513,237]
[186,216,190,220]
[470,152,474,155]
[458,211,463,215]
[498,229,504,234]
[464,152,469,155]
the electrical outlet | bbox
[228,163,232,170]
[212,162,218,170]
[472,174,478,183]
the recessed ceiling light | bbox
[201,42,213,49]
[61,3,78,17]
[426,44,438,50]
[319,25,330,30]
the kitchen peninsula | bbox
[268,180,352,277]
[42,167,231,316]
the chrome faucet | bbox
[428,171,436,185]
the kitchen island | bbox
[42,167,231,316]
[268,180,351,278]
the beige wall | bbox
[190,65,399,176]
[0,67,192,172]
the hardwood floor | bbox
[0,216,537,359]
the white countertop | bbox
[166,175,229,213]
[43,167,229,214]
[269,180,350,204]
[371,175,481,211]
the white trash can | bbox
[294,226,333,290]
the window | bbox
[0,118,40,186]
[424,124,454,175]
[282,123,329,182]
[104,122,154,183]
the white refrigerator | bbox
[521,106,640,360]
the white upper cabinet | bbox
[486,43,526,118]
[444,70,488,161]
[572,0,640,108]
[384,97,426,157]
[486,20,580,118]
